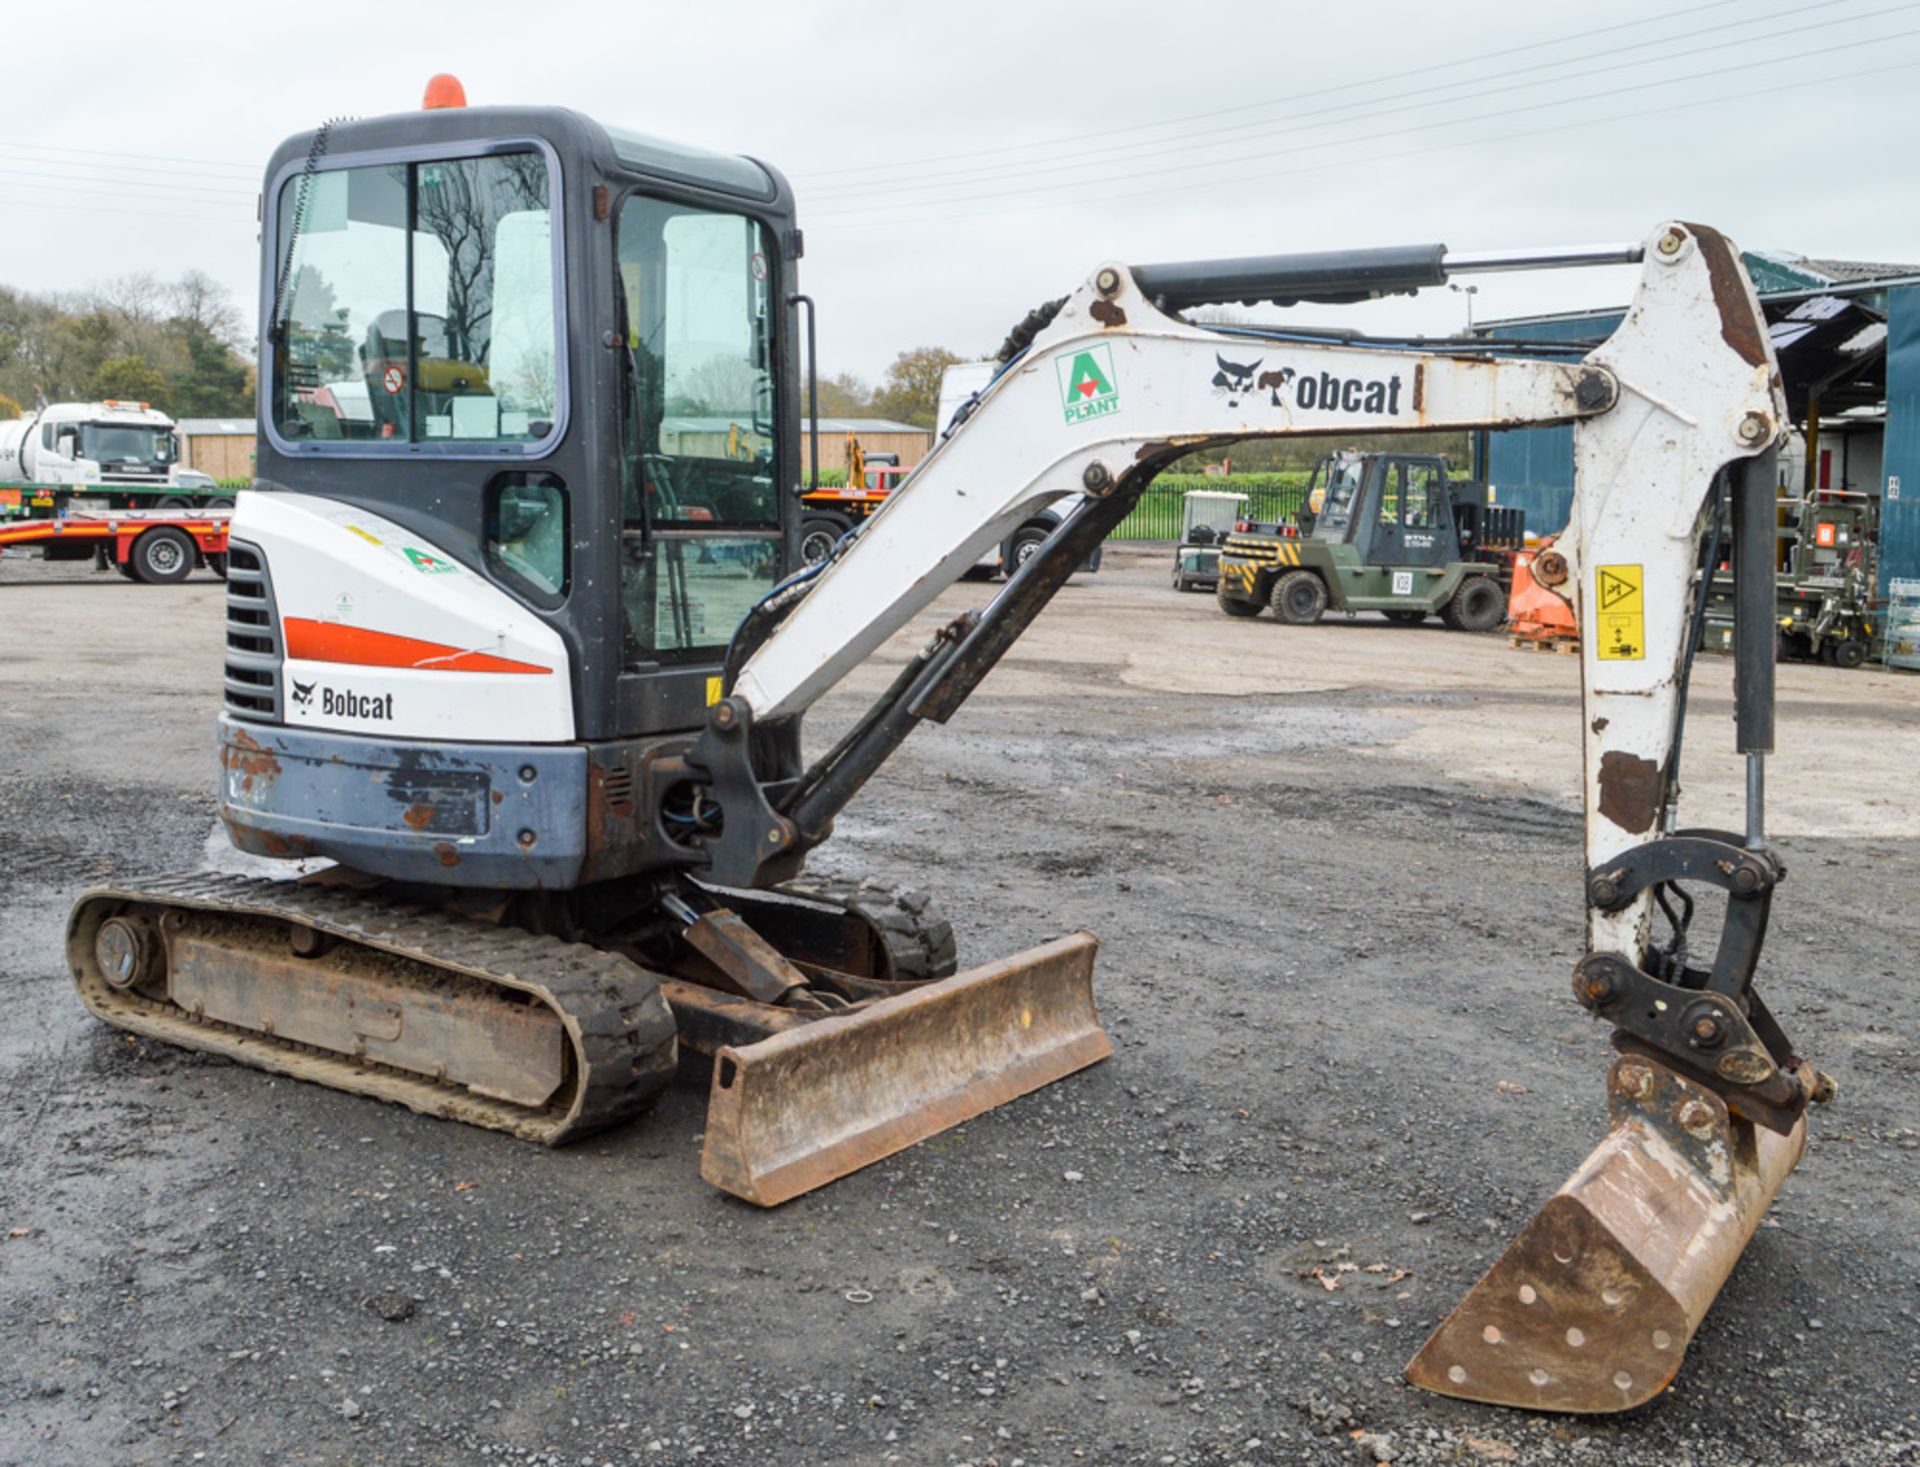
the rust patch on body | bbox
[402,803,438,832]
[223,816,313,858]
[221,727,281,795]
[434,842,461,868]
[1412,362,1425,414]
[1688,223,1767,368]
[1089,300,1127,328]
[1597,750,1663,833]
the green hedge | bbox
[803,470,1309,540]
[1110,473,1311,541]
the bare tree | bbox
[168,270,247,351]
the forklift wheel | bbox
[1271,570,1328,625]
[1216,584,1263,618]
[1443,576,1505,633]
[1384,609,1426,625]
[1833,638,1868,669]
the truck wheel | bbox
[1443,576,1504,633]
[154,494,192,510]
[1271,569,1328,625]
[130,527,194,585]
[799,515,850,566]
[1006,525,1051,576]
[1216,583,1263,618]
[1833,637,1868,669]
[1384,609,1426,625]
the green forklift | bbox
[1214,451,1523,629]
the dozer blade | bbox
[700,931,1111,1206]
[1406,1055,1806,1412]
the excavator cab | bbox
[72,93,1112,1210]
[260,106,803,772]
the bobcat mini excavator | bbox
[68,85,1830,1414]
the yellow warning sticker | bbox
[706,676,724,706]
[1595,563,1644,661]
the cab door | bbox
[1360,457,1452,569]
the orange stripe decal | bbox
[283,617,552,675]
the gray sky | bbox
[5,0,1918,381]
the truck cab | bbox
[1215,451,1522,630]
[0,400,225,507]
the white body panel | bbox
[237,491,575,743]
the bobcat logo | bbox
[291,679,316,709]
[1211,354,1262,407]
[1257,367,1296,406]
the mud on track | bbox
[2,547,1916,1465]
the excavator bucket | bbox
[700,931,1111,1206]
[1406,1055,1807,1412]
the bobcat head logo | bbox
[1257,367,1296,406]
[291,679,316,708]
[1211,354,1263,408]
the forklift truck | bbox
[1214,451,1523,628]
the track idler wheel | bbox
[94,914,165,990]
[1406,1055,1809,1412]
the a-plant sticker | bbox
[1056,345,1120,424]
[404,546,458,575]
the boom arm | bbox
[700,220,1806,1127]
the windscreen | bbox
[81,425,174,466]
[272,151,559,447]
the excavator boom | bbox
[705,221,1823,1410]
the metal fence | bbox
[1108,479,1310,540]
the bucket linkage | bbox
[1408,828,1833,1411]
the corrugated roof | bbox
[1775,254,1920,284]
[176,419,254,434]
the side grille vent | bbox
[602,765,636,815]
[223,541,283,722]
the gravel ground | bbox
[1,546,1916,1467]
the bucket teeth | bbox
[1406,1056,1807,1412]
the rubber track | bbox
[767,875,959,981]
[67,873,678,1145]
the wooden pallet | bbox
[1509,632,1581,656]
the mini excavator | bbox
[69,80,1829,1412]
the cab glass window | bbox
[486,472,568,607]
[1318,459,1364,529]
[272,151,558,447]
[615,194,781,663]
[1403,463,1441,528]
[615,196,778,527]
[1377,461,1404,527]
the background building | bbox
[176,418,254,482]
[1474,252,1918,608]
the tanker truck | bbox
[0,400,230,508]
